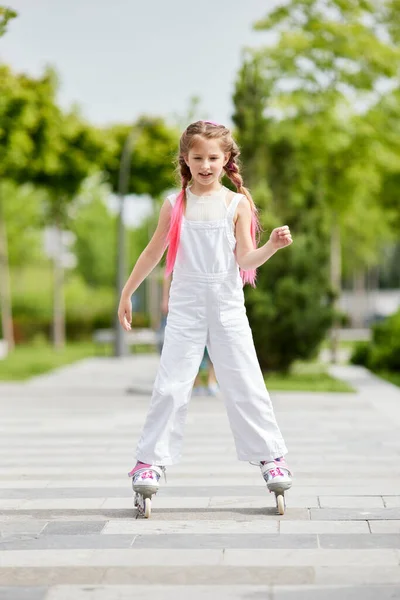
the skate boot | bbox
[260,457,293,515]
[128,462,166,518]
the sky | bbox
[1,0,279,128]
[1,0,279,226]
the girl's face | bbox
[186,136,230,190]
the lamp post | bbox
[114,125,138,357]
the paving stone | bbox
[318,534,400,549]
[1,358,400,595]
[314,566,400,585]
[318,496,385,508]
[41,522,106,535]
[368,520,400,533]
[310,508,400,520]
[102,519,279,534]
[279,520,370,534]
[0,535,135,551]
[44,586,274,600]
[0,521,47,537]
[0,588,48,600]
[384,497,400,508]
[223,548,399,566]
[132,533,317,549]
[272,585,400,599]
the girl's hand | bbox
[269,226,293,250]
[118,294,132,331]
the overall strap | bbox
[166,193,178,207]
[226,192,245,224]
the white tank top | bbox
[185,186,230,221]
[166,187,246,280]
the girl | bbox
[118,120,293,505]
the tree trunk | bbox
[0,183,14,351]
[52,221,65,350]
[330,212,341,363]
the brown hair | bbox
[177,120,258,214]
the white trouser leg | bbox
[135,287,207,465]
[208,308,287,463]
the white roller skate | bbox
[128,462,166,518]
[259,458,293,515]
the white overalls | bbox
[135,187,288,465]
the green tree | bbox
[0,65,62,350]
[233,0,400,365]
[70,173,116,288]
[36,111,109,349]
[0,6,17,37]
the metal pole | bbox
[114,126,138,357]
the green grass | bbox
[264,361,354,392]
[374,370,400,388]
[0,341,107,381]
[0,341,354,392]
[321,339,358,350]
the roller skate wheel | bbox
[276,494,285,515]
[144,497,151,518]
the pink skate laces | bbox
[128,461,152,478]
[128,462,167,483]
[261,457,293,478]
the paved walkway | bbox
[0,354,400,599]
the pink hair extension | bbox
[240,211,260,287]
[165,189,185,277]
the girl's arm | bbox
[235,199,292,271]
[161,272,172,315]
[118,199,172,330]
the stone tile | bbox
[223,548,399,566]
[0,535,134,551]
[208,496,319,509]
[319,496,385,508]
[99,566,314,585]
[24,499,107,510]
[101,497,210,509]
[310,508,400,520]
[102,519,279,535]
[272,584,400,599]
[0,481,51,489]
[368,520,400,533]
[41,521,106,535]
[0,567,107,586]
[0,488,129,499]
[43,585,274,600]
[0,549,224,568]
[319,534,400,549]
[132,533,317,549]
[0,550,95,568]
[0,521,47,537]
[383,497,400,508]
[0,588,48,600]
[280,520,369,534]
[314,566,400,585]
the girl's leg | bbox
[135,318,207,465]
[207,315,287,462]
